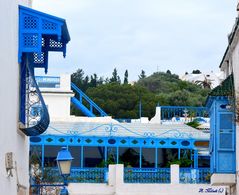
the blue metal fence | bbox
[30,168,108,194]
[179,168,210,184]
[69,168,108,183]
[41,167,108,183]
[161,106,208,120]
[124,168,171,183]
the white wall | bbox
[220,24,239,195]
[0,0,31,194]
[41,74,74,119]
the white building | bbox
[0,1,32,195]
[209,1,239,195]
[0,1,71,195]
[180,72,224,89]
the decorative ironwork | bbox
[19,63,49,136]
[65,123,194,139]
[124,168,171,183]
[179,168,210,184]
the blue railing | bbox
[69,168,108,183]
[31,167,109,184]
[124,168,171,183]
[161,106,208,120]
[180,168,210,184]
[71,82,108,117]
[115,118,132,123]
[31,167,210,186]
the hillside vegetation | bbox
[71,69,210,119]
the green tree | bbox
[138,70,146,79]
[110,68,121,84]
[166,70,171,74]
[123,70,128,84]
[192,69,201,74]
[71,68,85,88]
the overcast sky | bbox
[33,0,237,81]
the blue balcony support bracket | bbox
[19,5,70,73]
[19,6,70,136]
[19,57,50,136]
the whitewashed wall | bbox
[0,0,31,195]
[228,32,239,195]
[41,74,74,119]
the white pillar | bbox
[170,164,179,184]
[108,164,116,186]
[149,106,161,124]
[115,164,124,185]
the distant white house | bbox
[180,71,224,89]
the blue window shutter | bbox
[219,113,234,150]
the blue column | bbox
[116,146,119,164]
[194,150,198,168]
[81,146,84,168]
[190,149,193,168]
[155,148,158,168]
[139,147,142,168]
[178,148,181,159]
[105,146,107,167]
[41,145,44,170]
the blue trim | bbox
[31,135,199,150]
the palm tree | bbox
[195,75,213,89]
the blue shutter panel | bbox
[219,113,234,150]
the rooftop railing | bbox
[180,168,210,184]
[124,168,171,183]
[30,166,210,194]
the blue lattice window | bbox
[19,5,70,73]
